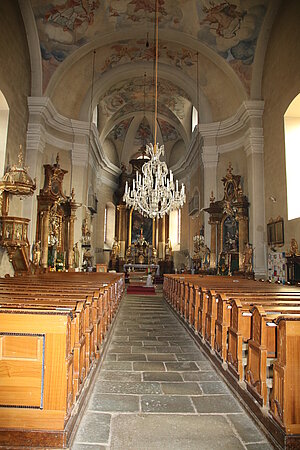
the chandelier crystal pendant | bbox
[123,143,185,219]
[123,0,186,218]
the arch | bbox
[80,62,204,124]
[192,106,198,133]
[169,208,181,251]
[284,93,300,220]
[251,0,281,99]
[18,0,43,96]
[45,27,247,103]
[0,91,9,177]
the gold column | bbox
[117,204,127,258]
[68,208,76,269]
[216,221,221,267]
[158,216,166,260]
[165,214,169,242]
[128,208,133,247]
[238,216,248,269]
[152,218,156,248]
[41,208,50,268]
[210,221,217,268]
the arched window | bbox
[192,106,198,133]
[169,208,181,251]
[92,105,98,128]
[284,94,300,220]
[0,91,9,176]
[104,202,116,247]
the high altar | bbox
[111,156,173,274]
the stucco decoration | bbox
[31,0,268,94]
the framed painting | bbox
[267,217,284,246]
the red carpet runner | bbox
[126,285,156,295]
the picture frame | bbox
[267,217,284,246]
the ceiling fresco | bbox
[158,119,179,142]
[107,118,134,142]
[99,77,191,122]
[31,0,268,94]
[134,117,153,147]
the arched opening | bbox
[192,106,198,133]
[169,208,181,251]
[104,202,116,248]
[0,91,9,177]
[284,93,300,220]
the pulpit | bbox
[0,145,36,274]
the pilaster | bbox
[244,125,267,277]
[202,144,219,249]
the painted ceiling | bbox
[28,0,271,167]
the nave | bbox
[72,293,273,450]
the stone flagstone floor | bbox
[71,293,274,450]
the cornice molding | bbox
[175,100,264,177]
[27,97,121,179]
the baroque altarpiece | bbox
[204,163,252,276]
[36,155,79,270]
[112,156,173,273]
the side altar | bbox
[204,162,253,277]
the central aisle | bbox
[72,293,273,450]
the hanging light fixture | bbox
[123,0,186,219]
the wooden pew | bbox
[270,315,300,434]
[0,272,124,448]
[227,299,300,382]
[245,306,300,407]
[163,274,300,449]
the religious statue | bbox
[32,241,41,266]
[82,217,91,245]
[137,228,146,245]
[111,237,120,259]
[73,242,80,268]
[243,243,253,273]
[82,249,92,271]
[290,238,299,256]
[203,245,211,269]
[218,252,229,276]
[165,238,172,261]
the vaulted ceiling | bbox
[27,0,273,167]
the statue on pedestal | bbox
[73,242,80,268]
[243,243,253,273]
[289,238,299,256]
[165,238,172,261]
[82,217,91,245]
[33,241,41,266]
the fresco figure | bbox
[44,0,100,32]
[201,1,246,39]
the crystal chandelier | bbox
[123,0,186,219]
[124,142,185,218]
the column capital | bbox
[72,142,89,167]
[244,127,264,157]
[202,150,219,168]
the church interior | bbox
[0,0,300,449]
